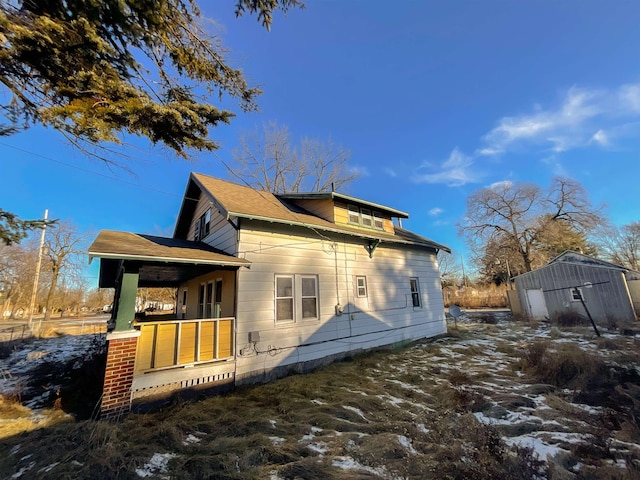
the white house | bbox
[89,173,450,416]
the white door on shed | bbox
[526,289,549,320]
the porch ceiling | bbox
[89,230,250,288]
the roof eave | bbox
[88,251,250,267]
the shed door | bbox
[526,289,549,320]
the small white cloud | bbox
[350,165,370,177]
[487,180,513,190]
[384,167,397,177]
[619,83,640,112]
[590,129,608,146]
[428,207,444,216]
[541,156,568,176]
[414,148,482,186]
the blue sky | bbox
[2,1,640,285]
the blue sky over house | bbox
[1,1,639,284]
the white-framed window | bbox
[356,276,367,298]
[373,213,384,230]
[214,279,223,318]
[275,275,294,323]
[348,205,360,224]
[301,276,319,319]
[197,283,205,318]
[195,208,211,241]
[410,277,421,307]
[360,208,373,228]
[275,274,319,323]
[570,287,583,302]
[347,204,384,230]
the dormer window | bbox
[347,204,384,230]
[361,208,373,227]
[348,205,360,224]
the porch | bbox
[88,230,251,417]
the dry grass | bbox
[0,314,639,479]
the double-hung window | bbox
[276,275,294,322]
[195,208,211,241]
[356,276,367,298]
[275,274,319,323]
[410,277,421,307]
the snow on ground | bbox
[135,453,176,478]
[0,334,103,402]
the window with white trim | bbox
[301,276,319,319]
[410,277,421,307]
[356,276,367,298]
[197,283,205,318]
[275,274,320,323]
[360,208,373,228]
[275,275,294,322]
[373,213,384,230]
[348,205,360,224]
[347,204,384,230]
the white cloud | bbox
[350,165,370,177]
[428,207,444,216]
[590,129,608,146]
[384,167,397,177]
[413,148,482,187]
[480,83,640,156]
[487,180,513,190]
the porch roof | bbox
[89,230,250,288]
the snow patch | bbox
[135,453,176,478]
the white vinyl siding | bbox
[190,194,238,254]
[234,225,446,380]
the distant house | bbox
[513,251,640,324]
[89,173,450,417]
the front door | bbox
[526,289,549,320]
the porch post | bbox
[101,266,140,419]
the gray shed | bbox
[513,251,639,325]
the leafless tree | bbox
[42,222,89,321]
[437,250,462,287]
[232,121,359,193]
[0,242,38,318]
[596,221,640,270]
[459,177,604,273]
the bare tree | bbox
[42,222,89,321]
[459,177,604,273]
[437,250,462,287]
[596,221,640,270]
[232,121,358,193]
[0,242,38,318]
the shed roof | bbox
[88,230,250,288]
[88,230,250,267]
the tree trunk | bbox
[44,267,59,322]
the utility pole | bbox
[28,209,48,332]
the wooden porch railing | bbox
[134,317,235,373]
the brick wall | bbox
[101,331,140,420]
